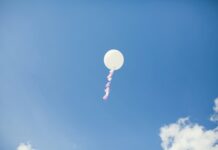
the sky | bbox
[0,1,218,150]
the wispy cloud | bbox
[210,98,218,122]
[17,143,34,150]
[159,98,218,150]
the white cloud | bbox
[160,118,218,150]
[210,98,218,122]
[159,98,218,150]
[17,143,34,150]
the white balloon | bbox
[104,49,124,70]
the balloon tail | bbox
[103,70,114,100]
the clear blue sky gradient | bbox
[1,1,218,150]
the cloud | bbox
[160,118,218,150]
[159,98,218,150]
[210,98,218,122]
[17,143,34,150]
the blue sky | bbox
[1,1,218,150]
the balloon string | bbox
[103,70,114,100]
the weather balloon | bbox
[103,49,124,100]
